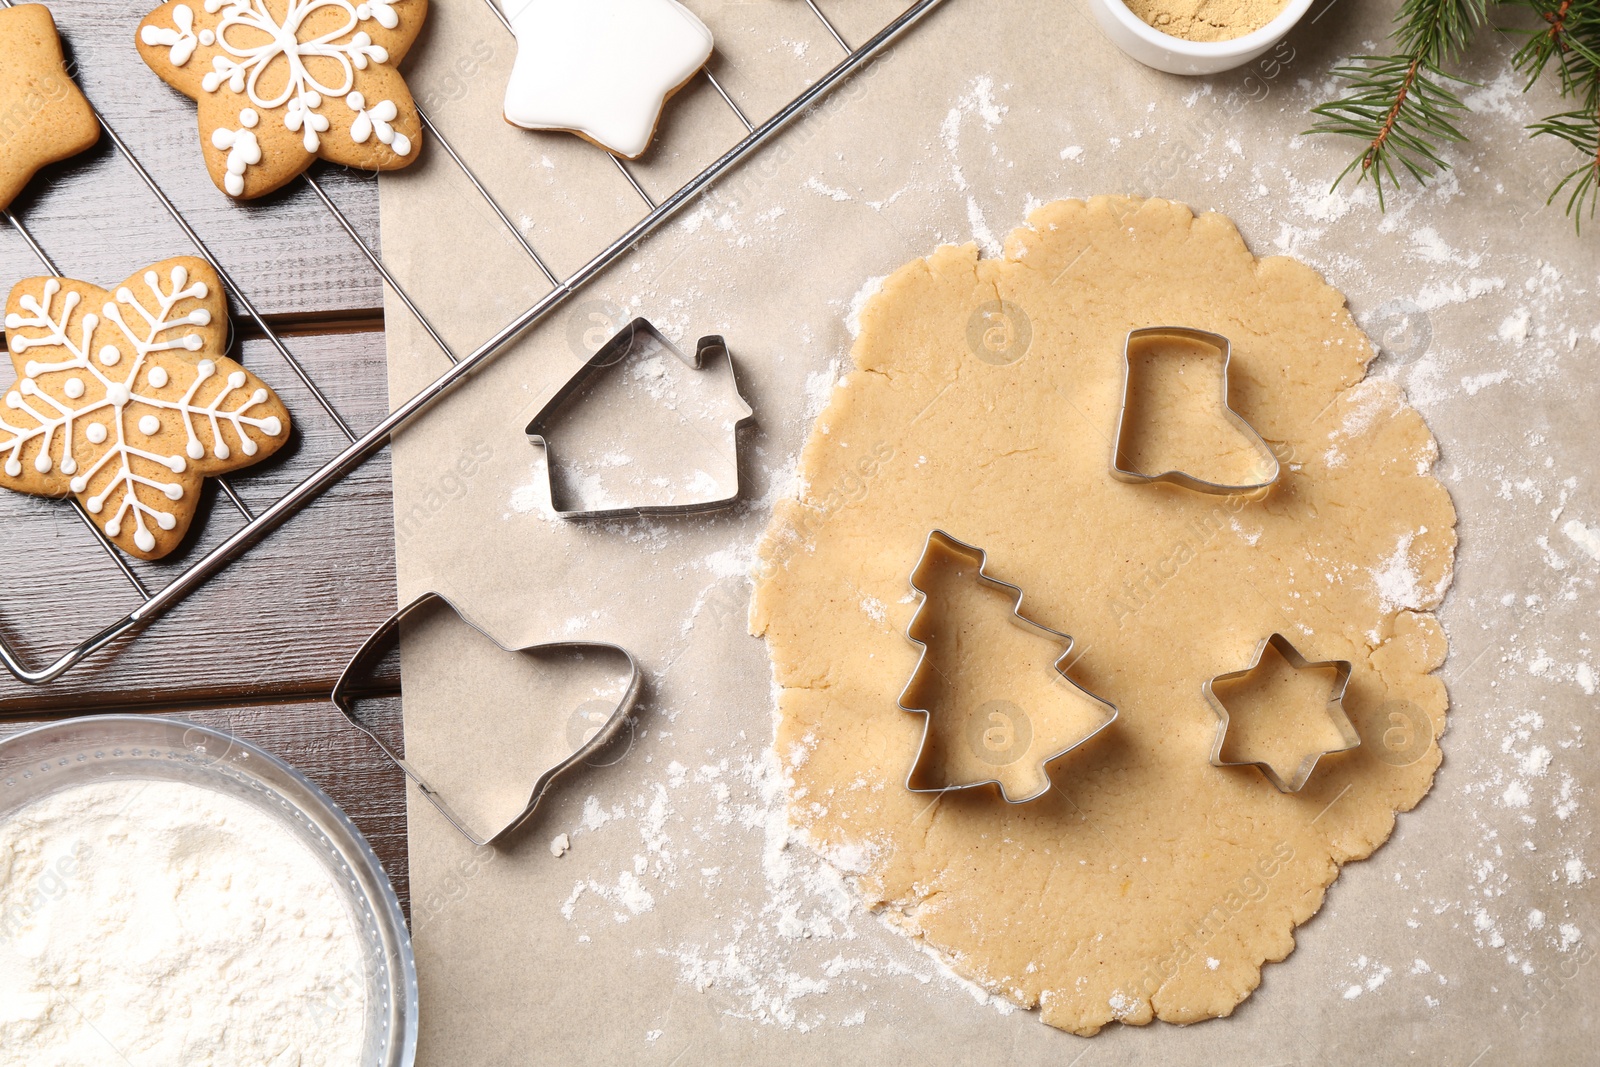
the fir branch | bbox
[1529,78,1600,228]
[1508,0,1600,228]
[1507,0,1600,92]
[1308,0,1486,207]
[1516,0,1600,83]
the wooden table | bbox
[0,1,410,911]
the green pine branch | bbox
[1508,0,1600,90]
[1508,0,1600,227]
[1529,90,1600,227]
[1307,0,1485,208]
[1308,0,1600,230]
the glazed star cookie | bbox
[1,257,291,559]
[503,0,713,159]
[135,0,426,199]
[0,4,99,211]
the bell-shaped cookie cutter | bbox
[1111,326,1281,494]
[1204,632,1360,793]
[897,529,1117,803]
[332,591,643,847]
[525,317,754,519]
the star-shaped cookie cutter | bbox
[897,530,1118,803]
[332,592,643,847]
[1111,326,1281,494]
[525,317,753,519]
[1204,632,1360,793]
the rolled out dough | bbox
[750,196,1456,1034]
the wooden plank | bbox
[0,697,409,915]
[0,330,405,714]
[0,0,388,318]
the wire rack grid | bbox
[0,0,950,685]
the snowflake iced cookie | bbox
[503,0,713,159]
[135,0,426,199]
[0,4,100,211]
[0,257,291,559]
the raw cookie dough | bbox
[750,196,1455,1034]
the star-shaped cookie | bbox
[502,0,713,159]
[0,4,99,212]
[135,0,427,199]
[1,257,291,559]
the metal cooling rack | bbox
[0,0,949,684]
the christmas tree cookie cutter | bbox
[332,591,643,847]
[1111,326,1281,494]
[524,317,753,519]
[896,530,1118,803]
[1204,632,1360,793]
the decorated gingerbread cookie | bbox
[0,4,99,212]
[135,0,427,199]
[0,257,291,559]
[503,0,713,160]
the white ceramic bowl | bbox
[0,715,418,1067]
[1086,0,1316,75]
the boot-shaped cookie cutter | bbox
[897,530,1117,803]
[1204,632,1360,793]
[332,591,642,847]
[1111,326,1281,494]
[525,317,754,519]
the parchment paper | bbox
[378,0,1600,1061]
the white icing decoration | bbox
[211,108,262,197]
[285,92,330,153]
[140,3,199,65]
[502,0,713,159]
[0,266,284,550]
[346,91,411,156]
[355,0,399,29]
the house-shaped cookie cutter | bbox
[1204,632,1360,793]
[332,591,642,847]
[1111,326,1281,494]
[897,529,1117,803]
[524,317,753,519]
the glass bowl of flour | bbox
[0,715,418,1067]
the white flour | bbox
[0,779,367,1067]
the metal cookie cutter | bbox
[1111,326,1281,494]
[897,530,1117,803]
[1205,632,1359,793]
[525,317,754,519]
[332,591,643,847]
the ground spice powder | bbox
[1122,0,1289,41]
